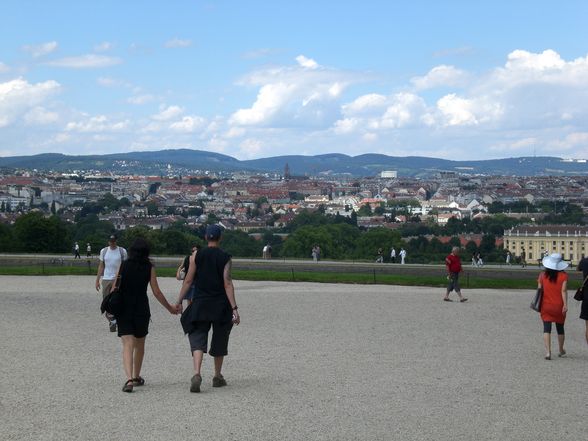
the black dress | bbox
[117,260,152,337]
[578,257,588,320]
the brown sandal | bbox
[122,379,134,392]
[132,376,145,386]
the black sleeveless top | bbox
[119,260,152,317]
[189,247,232,322]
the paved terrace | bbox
[1,276,587,441]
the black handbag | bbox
[100,268,124,316]
[530,287,543,312]
[574,275,588,302]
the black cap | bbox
[108,234,117,241]
[205,224,222,240]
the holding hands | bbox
[174,303,183,314]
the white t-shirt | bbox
[100,246,128,280]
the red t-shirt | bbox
[445,254,462,273]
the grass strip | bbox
[232,269,540,289]
[0,265,581,290]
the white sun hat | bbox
[542,253,569,271]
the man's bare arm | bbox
[223,259,240,324]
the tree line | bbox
[0,210,511,264]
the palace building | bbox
[504,225,588,263]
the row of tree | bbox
[0,211,506,264]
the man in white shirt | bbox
[96,235,128,332]
[399,248,407,264]
[390,247,396,263]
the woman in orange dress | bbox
[537,253,569,360]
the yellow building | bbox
[504,225,588,264]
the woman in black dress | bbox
[578,256,588,345]
[114,238,179,392]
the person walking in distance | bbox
[399,248,407,264]
[86,243,92,258]
[73,242,81,259]
[444,247,468,302]
[538,253,568,360]
[376,248,384,263]
[506,251,511,266]
[176,244,200,305]
[577,255,588,345]
[96,235,128,332]
[177,225,240,393]
[390,247,396,263]
[520,249,527,268]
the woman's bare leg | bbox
[121,335,135,380]
[133,337,146,378]
[543,333,551,358]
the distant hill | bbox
[1,148,587,177]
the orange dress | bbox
[538,271,568,323]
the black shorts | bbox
[188,321,233,356]
[117,315,150,338]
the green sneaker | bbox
[212,375,227,388]
[190,374,202,393]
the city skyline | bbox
[1,1,588,161]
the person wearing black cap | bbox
[177,224,240,393]
[96,234,128,332]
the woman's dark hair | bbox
[544,268,559,282]
[128,238,151,263]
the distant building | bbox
[380,170,397,179]
[284,163,291,180]
[504,225,588,263]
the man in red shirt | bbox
[444,247,468,302]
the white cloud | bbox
[436,94,478,126]
[0,78,60,127]
[165,38,192,48]
[97,76,130,88]
[231,83,297,125]
[362,132,378,142]
[342,94,387,115]
[65,115,129,132]
[45,54,122,69]
[23,41,58,57]
[295,55,319,69]
[224,127,246,138]
[0,62,9,73]
[411,65,469,90]
[333,118,360,134]
[238,138,263,158]
[230,55,360,128]
[379,93,428,129]
[94,42,113,52]
[169,115,206,132]
[127,94,155,105]
[152,105,184,121]
[24,107,59,125]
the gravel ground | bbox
[1,276,587,441]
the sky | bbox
[1,0,588,161]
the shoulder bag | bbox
[574,275,588,302]
[530,287,543,312]
[100,264,125,316]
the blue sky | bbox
[1,0,588,160]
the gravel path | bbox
[1,276,587,441]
